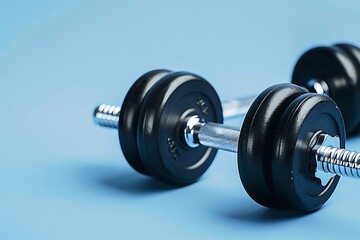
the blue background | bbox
[1,1,360,239]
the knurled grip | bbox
[198,122,239,153]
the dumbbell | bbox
[93,43,360,180]
[93,70,360,212]
[223,42,360,134]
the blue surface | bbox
[1,1,360,239]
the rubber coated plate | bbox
[238,83,307,208]
[137,72,223,185]
[272,93,345,211]
[334,43,360,133]
[292,44,360,134]
[119,70,171,175]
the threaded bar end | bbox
[316,145,360,178]
[93,104,121,129]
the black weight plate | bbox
[119,70,171,175]
[292,45,359,134]
[334,43,360,133]
[272,93,345,212]
[137,72,223,185]
[238,83,307,208]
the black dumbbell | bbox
[292,43,360,134]
[222,43,360,135]
[94,43,360,181]
[94,70,360,212]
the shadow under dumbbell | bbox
[214,197,312,223]
[100,173,183,194]
[226,208,310,223]
[80,163,183,195]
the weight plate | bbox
[119,70,171,175]
[137,72,223,185]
